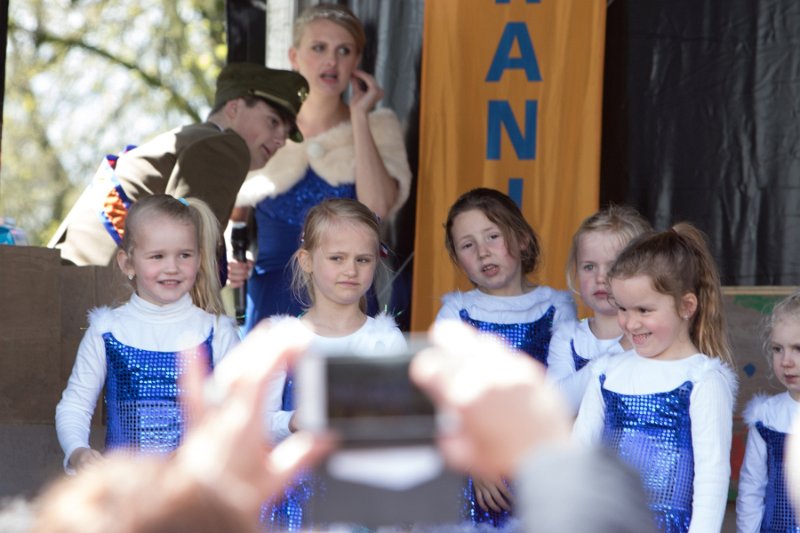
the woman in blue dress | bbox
[232,3,412,330]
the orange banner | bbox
[411,0,607,331]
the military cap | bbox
[215,63,309,142]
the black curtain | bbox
[602,0,800,286]
[226,0,266,64]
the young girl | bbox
[572,223,738,532]
[736,290,800,532]
[262,198,406,531]
[548,205,651,413]
[56,195,239,473]
[436,187,577,528]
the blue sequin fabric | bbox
[571,339,590,371]
[458,305,556,366]
[601,375,694,532]
[756,422,800,532]
[103,331,213,454]
[457,306,556,528]
[261,374,319,532]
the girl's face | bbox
[610,274,698,361]
[299,220,378,309]
[117,215,200,307]
[450,209,525,297]
[289,20,360,97]
[770,317,800,400]
[575,230,626,316]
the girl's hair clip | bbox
[177,197,189,207]
[379,242,390,259]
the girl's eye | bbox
[357,257,373,264]
[311,43,325,52]
[489,233,500,240]
[582,264,595,272]
[337,46,352,56]
[771,345,783,354]
[460,242,473,250]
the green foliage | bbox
[1,0,228,245]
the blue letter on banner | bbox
[486,100,538,160]
[486,22,542,82]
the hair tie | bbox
[177,197,189,207]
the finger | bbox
[474,486,489,512]
[480,487,502,513]
[179,349,210,432]
[214,318,311,391]
[488,482,511,511]
[261,431,335,495]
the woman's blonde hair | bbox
[293,3,366,53]
[566,204,651,293]
[609,222,733,366]
[291,198,382,311]
[119,195,224,315]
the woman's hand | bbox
[226,258,252,289]
[473,475,513,513]
[349,70,384,115]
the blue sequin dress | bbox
[436,286,577,528]
[573,351,736,533]
[104,331,214,453]
[738,392,800,532]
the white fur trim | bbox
[743,393,770,427]
[87,306,115,333]
[371,312,401,334]
[235,109,412,217]
[690,357,739,408]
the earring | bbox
[128,274,134,281]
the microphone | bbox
[230,222,249,325]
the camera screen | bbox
[324,355,436,444]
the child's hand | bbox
[473,475,513,512]
[68,447,102,471]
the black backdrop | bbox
[603,0,800,286]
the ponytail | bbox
[185,198,224,315]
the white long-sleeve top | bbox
[263,313,408,444]
[736,391,800,533]
[572,350,738,533]
[55,293,240,471]
[547,318,626,413]
[435,286,576,327]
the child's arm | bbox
[735,423,767,533]
[687,366,735,533]
[262,365,294,444]
[570,367,606,447]
[211,314,241,366]
[55,328,107,473]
